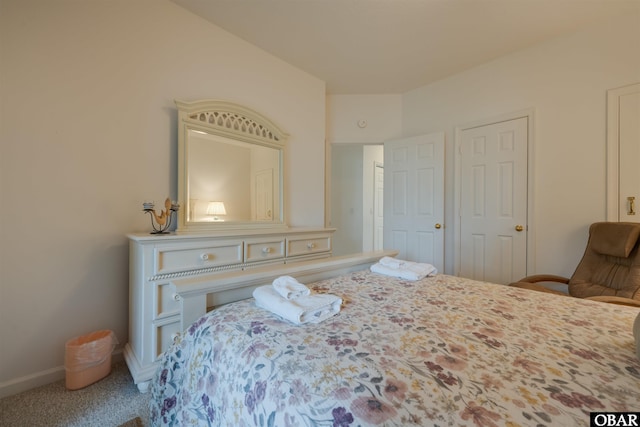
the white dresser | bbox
[124,227,334,392]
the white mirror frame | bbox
[175,99,289,232]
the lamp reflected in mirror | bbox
[206,201,227,222]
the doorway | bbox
[330,144,383,256]
[373,162,384,250]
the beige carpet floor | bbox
[0,361,150,427]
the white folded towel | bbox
[253,286,342,325]
[272,275,310,300]
[379,256,404,269]
[634,311,640,360]
[370,259,437,281]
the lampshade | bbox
[206,201,226,219]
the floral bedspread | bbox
[150,271,640,426]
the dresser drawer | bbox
[153,318,181,360]
[155,282,180,318]
[154,240,243,274]
[286,234,331,257]
[245,237,285,263]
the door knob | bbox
[435,223,442,229]
[515,225,524,232]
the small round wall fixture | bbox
[357,119,367,128]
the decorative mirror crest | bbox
[177,99,288,148]
[188,111,281,143]
[176,99,288,232]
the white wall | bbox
[403,11,640,277]
[0,0,325,396]
[327,95,402,144]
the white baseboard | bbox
[0,349,124,399]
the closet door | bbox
[608,83,640,222]
[458,117,528,285]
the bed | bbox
[149,269,640,426]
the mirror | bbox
[176,100,288,231]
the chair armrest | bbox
[513,274,570,284]
[584,296,640,307]
[508,274,571,295]
[509,281,569,296]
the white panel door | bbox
[617,85,640,222]
[383,132,445,271]
[459,117,528,284]
[255,169,273,220]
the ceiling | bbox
[171,0,639,94]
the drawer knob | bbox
[307,242,316,249]
[262,247,272,254]
[200,253,210,261]
[172,293,181,301]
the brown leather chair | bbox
[510,222,640,307]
